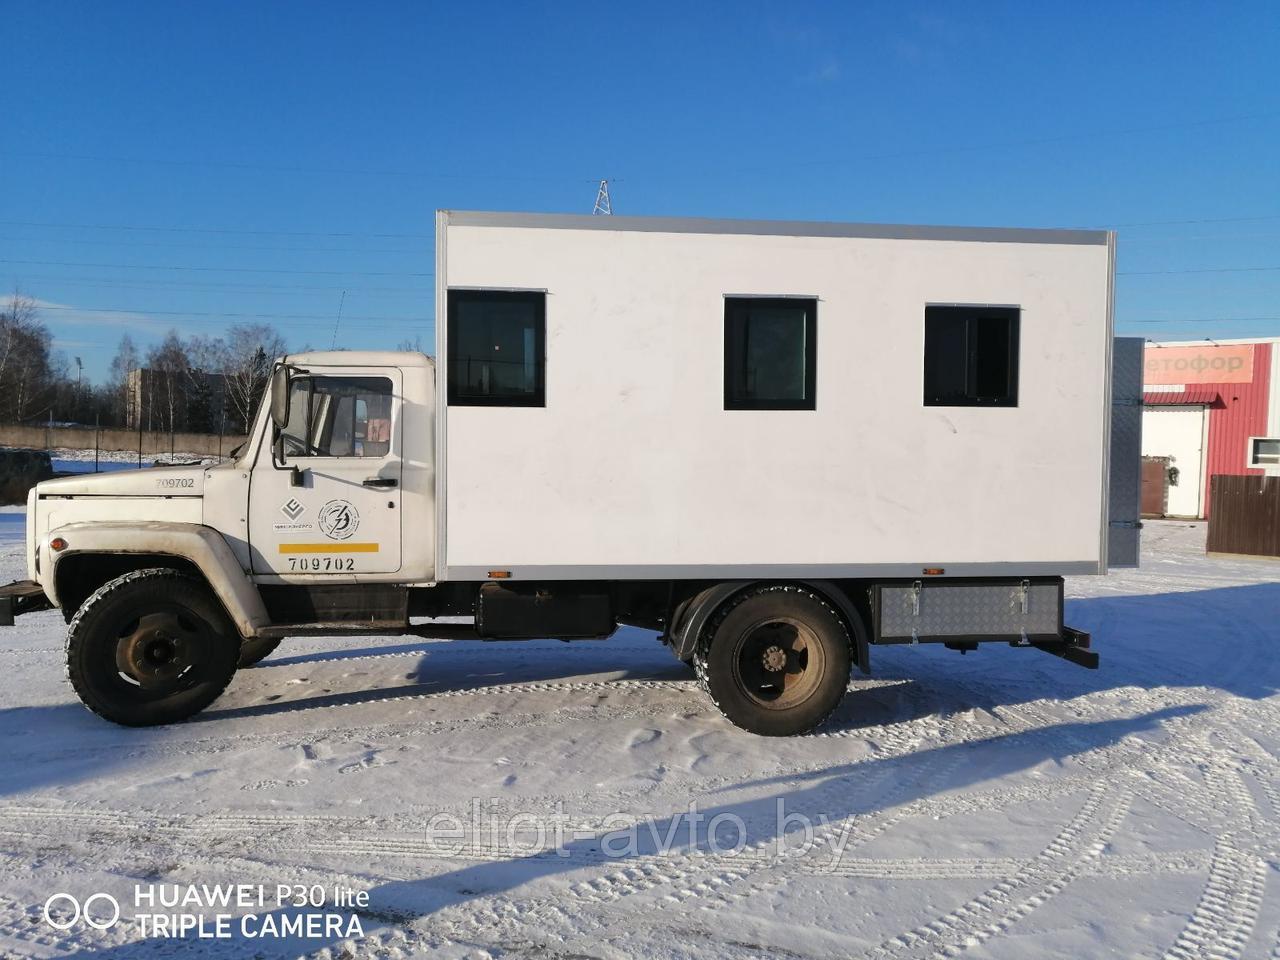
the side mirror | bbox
[269,364,291,429]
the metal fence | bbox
[1205,475,1280,559]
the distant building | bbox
[1141,338,1280,519]
[125,367,229,432]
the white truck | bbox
[0,211,1142,735]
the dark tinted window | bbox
[923,306,1019,406]
[724,297,817,410]
[448,290,545,406]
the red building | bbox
[1141,338,1279,519]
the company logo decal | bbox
[317,500,360,540]
[280,498,306,521]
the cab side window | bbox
[280,376,393,457]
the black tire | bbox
[694,585,851,736]
[66,569,239,726]
[237,637,281,668]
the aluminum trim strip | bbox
[442,210,1110,246]
[445,561,1102,581]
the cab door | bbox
[249,368,402,576]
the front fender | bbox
[40,522,270,639]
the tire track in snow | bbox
[865,787,1132,959]
[1162,839,1268,960]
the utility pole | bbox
[592,180,613,215]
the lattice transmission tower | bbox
[592,179,613,215]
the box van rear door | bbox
[1108,337,1144,568]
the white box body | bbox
[435,212,1116,581]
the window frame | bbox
[1247,436,1280,469]
[922,304,1021,408]
[723,295,818,411]
[447,289,547,408]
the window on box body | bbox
[447,290,545,406]
[924,306,1020,406]
[724,297,817,410]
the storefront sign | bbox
[1143,344,1254,385]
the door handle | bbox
[362,477,398,489]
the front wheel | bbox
[237,637,281,668]
[695,585,851,736]
[66,569,239,726]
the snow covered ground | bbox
[40,448,222,475]
[0,519,1277,958]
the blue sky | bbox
[4,1,1278,382]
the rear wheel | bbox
[66,569,239,726]
[695,585,851,736]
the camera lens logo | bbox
[43,892,121,931]
[318,500,360,540]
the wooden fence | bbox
[1206,475,1280,559]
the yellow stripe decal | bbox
[278,543,380,554]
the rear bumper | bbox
[0,580,53,625]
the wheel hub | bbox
[733,618,824,709]
[115,612,204,692]
[761,644,787,672]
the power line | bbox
[1104,214,1280,228]
[1119,316,1280,325]
[6,212,1280,241]
[0,219,434,240]
[6,274,430,295]
[1119,232,1280,244]
[36,305,433,324]
[0,258,432,277]
[0,233,428,255]
[1117,265,1280,276]
[0,151,591,183]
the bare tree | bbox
[222,324,286,433]
[145,331,190,437]
[108,333,140,426]
[0,293,56,423]
[183,333,229,433]
[395,335,428,353]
